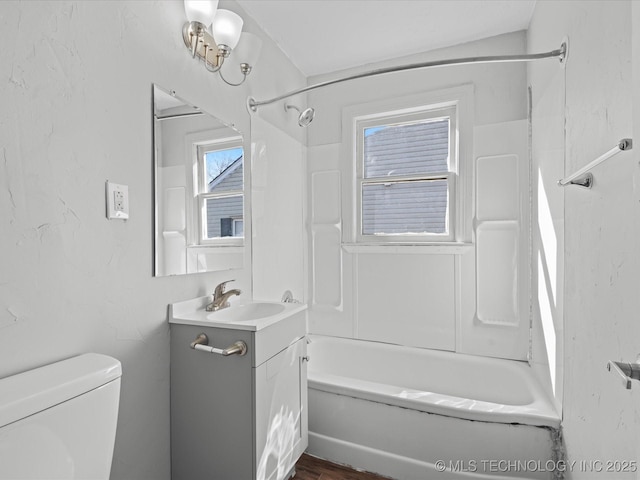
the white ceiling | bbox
[237,0,537,77]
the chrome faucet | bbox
[206,280,241,312]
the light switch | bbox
[106,181,129,220]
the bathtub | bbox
[306,335,561,480]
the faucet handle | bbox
[214,280,235,297]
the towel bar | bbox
[190,332,247,356]
[558,138,632,188]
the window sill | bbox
[341,243,473,255]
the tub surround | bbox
[306,33,533,362]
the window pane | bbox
[364,119,449,178]
[206,148,243,193]
[362,180,448,235]
[233,219,244,237]
[205,195,244,238]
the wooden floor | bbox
[294,453,391,480]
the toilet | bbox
[0,353,122,480]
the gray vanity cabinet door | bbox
[254,338,308,480]
[170,324,254,480]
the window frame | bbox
[195,136,244,246]
[356,107,457,242]
[341,85,473,247]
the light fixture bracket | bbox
[182,21,224,71]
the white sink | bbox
[207,302,285,322]
[169,297,306,331]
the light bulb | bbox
[211,9,243,50]
[184,0,218,26]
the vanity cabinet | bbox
[170,308,308,480]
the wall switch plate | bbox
[106,181,129,220]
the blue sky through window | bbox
[205,147,243,183]
[364,126,386,137]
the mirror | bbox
[153,84,246,276]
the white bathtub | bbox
[306,335,561,480]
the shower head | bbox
[285,104,315,127]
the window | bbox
[196,139,244,243]
[355,104,457,242]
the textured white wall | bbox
[0,1,304,479]
[529,0,640,474]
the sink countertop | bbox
[169,296,307,331]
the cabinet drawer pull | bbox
[190,333,248,356]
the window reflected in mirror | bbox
[197,142,244,241]
[153,84,246,276]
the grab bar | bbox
[558,138,632,188]
[190,333,247,356]
[607,358,640,390]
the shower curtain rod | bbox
[247,42,567,111]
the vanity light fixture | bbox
[182,0,261,86]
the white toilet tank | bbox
[0,353,122,480]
